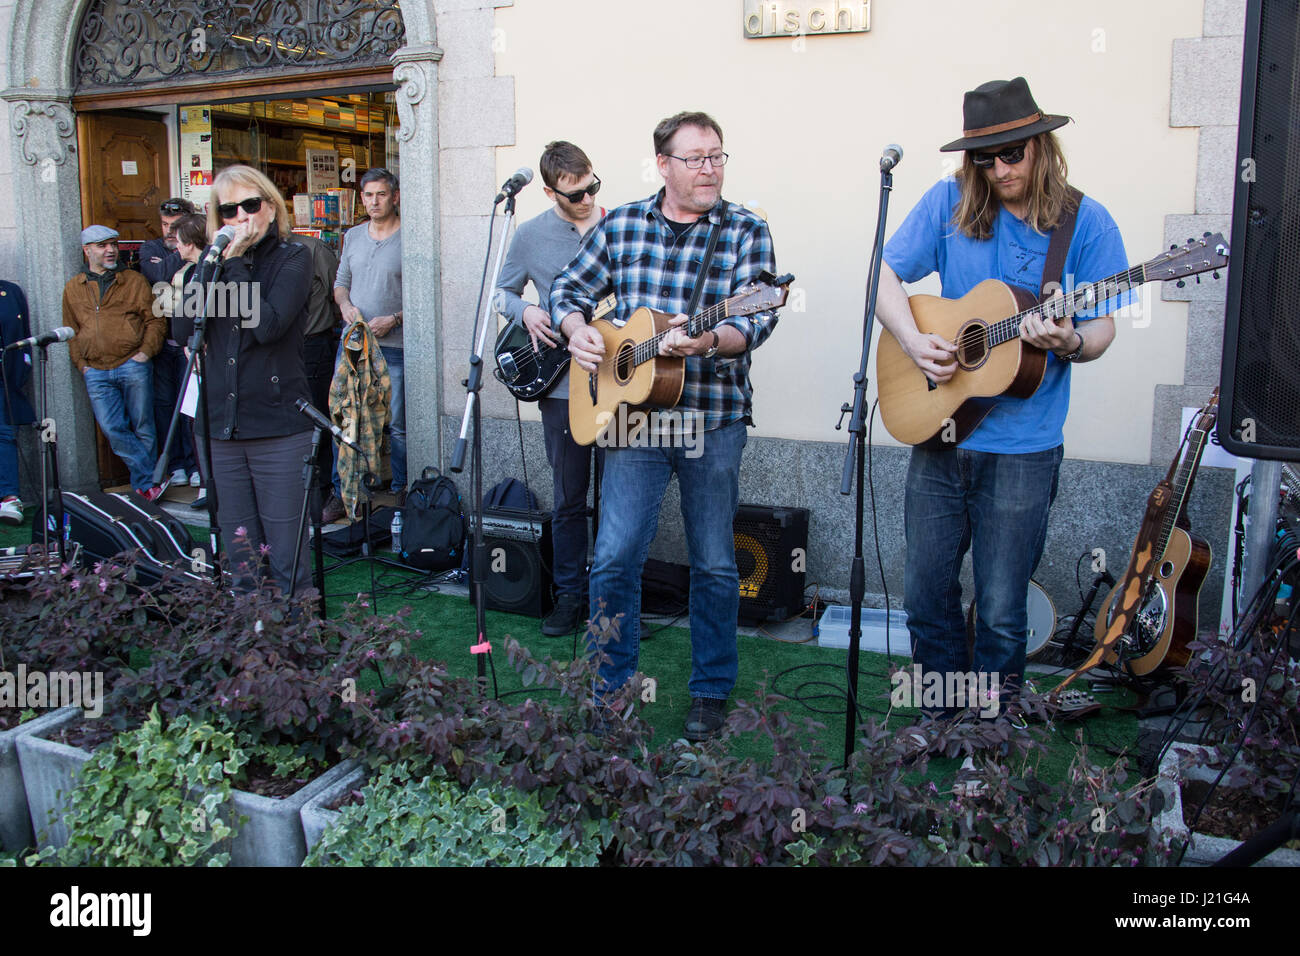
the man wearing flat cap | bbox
[63,225,168,500]
[876,77,1130,719]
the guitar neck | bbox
[1153,421,1210,555]
[629,298,737,369]
[987,265,1146,348]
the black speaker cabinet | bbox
[467,507,554,618]
[1218,0,1300,458]
[734,504,809,625]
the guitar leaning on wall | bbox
[566,271,794,447]
[493,294,616,401]
[876,234,1229,447]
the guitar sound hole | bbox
[956,324,988,369]
[1159,561,1175,578]
[615,344,635,383]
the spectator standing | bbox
[0,279,35,524]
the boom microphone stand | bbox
[450,171,530,696]
[836,146,901,767]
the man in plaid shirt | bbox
[551,110,779,740]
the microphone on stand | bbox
[494,168,533,204]
[880,144,904,173]
[202,225,239,265]
[295,399,362,453]
[3,327,75,352]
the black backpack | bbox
[399,467,466,571]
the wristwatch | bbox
[702,331,720,359]
[1058,330,1084,362]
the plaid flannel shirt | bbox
[550,190,778,432]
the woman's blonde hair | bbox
[208,164,291,240]
[951,132,1077,239]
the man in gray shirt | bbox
[327,167,404,519]
[496,141,605,636]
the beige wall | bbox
[494,0,1206,464]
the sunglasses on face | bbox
[970,143,1027,169]
[551,177,601,204]
[218,196,265,219]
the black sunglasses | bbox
[159,200,192,215]
[217,196,265,219]
[970,143,1027,169]
[551,177,601,204]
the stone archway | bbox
[2,0,445,491]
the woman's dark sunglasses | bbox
[218,196,265,219]
[970,143,1026,169]
[551,177,601,204]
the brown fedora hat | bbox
[940,77,1071,152]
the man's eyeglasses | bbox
[218,197,265,219]
[969,143,1027,169]
[666,152,729,170]
[551,177,601,204]
[159,200,192,215]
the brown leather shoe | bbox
[321,494,346,524]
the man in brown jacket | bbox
[63,225,167,498]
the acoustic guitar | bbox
[1093,389,1218,677]
[876,234,1229,447]
[567,271,794,447]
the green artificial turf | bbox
[0,512,1141,788]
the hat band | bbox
[962,112,1043,140]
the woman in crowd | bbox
[174,165,314,593]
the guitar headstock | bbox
[1145,233,1230,283]
[726,271,795,317]
[1194,387,1219,433]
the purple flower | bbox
[93,561,103,574]
[853,802,868,815]
[822,795,836,808]
[235,525,248,538]
[69,579,81,590]
[98,578,108,593]
[397,721,409,730]
[258,542,271,556]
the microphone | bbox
[494,167,533,203]
[294,399,362,452]
[3,327,75,352]
[202,225,239,265]
[880,144,904,173]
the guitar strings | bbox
[985,264,1146,348]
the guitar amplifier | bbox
[467,507,554,618]
[734,504,809,625]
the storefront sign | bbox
[179,106,213,212]
[742,1,871,38]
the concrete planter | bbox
[228,758,362,867]
[14,707,94,850]
[299,762,368,856]
[1155,742,1300,867]
[1,707,84,852]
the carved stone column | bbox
[2,90,101,494]
[391,42,445,476]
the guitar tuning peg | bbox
[1203,231,1212,238]
[1213,270,1221,280]
[1195,275,1201,284]
[1170,244,1178,251]
[1176,279,1186,288]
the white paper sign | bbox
[121,160,138,176]
[180,369,198,419]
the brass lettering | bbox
[784,9,800,33]
[809,7,826,30]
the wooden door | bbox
[77,111,171,489]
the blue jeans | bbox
[904,444,1063,706]
[381,345,406,492]
[0,420,18,499]
[540,397,603,598]
[589,417,747,699]
[83,360,157,491]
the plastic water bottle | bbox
[391,510,403,555]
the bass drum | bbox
[965,580,1057,661]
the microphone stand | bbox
[836,159,896,768]
[179,254,226,581]
[450,188,519,697]
[35,341,66,568]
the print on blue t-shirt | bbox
[883,177,1131,454]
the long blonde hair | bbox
[951,132,1076,239]
[208,165,292,240]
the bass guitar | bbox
[1093,389,1218,677]
[493,294,615,401]
[567,272,794,447]
[876,234,1229,447]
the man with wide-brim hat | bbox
[873,77,1132,736]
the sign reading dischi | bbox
[742,0,871,39]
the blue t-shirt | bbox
[883,177,1130,453]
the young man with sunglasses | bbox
[552,111,779,740]
[875,77,1129,721]
[496,140,606,637]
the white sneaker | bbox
[0,496,21,525]
[170,467,188,485]
[190,471,202,487]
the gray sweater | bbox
[336,221,403,349]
